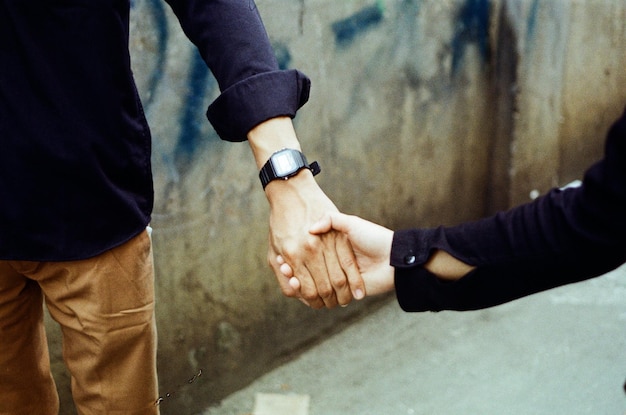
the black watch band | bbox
[259,148,321,189]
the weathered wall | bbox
[46,1,626,414]
[499,0,626,207]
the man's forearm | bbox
[247,116,320,204]
[247,116,302,169]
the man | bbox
[0,0,363,413]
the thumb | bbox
[308,213,333,234]
[309,211,353,235]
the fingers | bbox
[310,213,365,301]
[318,233,353,306]
[270,212,367,309]
[308,213,333,234]
[275,255,303,297]
[276,256,302,293]
[310,215,356,303]
[276,233,365,307]
[334,233,365,300]
[288,276,300,290]
[276,255,294,278]
[268,248,298,298]
[270,243,321,305]
[269,250,319,308]
[309,211,355,236]
[276,241,347,308]
[296,236,339,308]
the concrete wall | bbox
[47,0,626,413]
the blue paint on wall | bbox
[131,0,217,164]
[332,2,385,48]
[273,42,292,71]
[176,50,215,160]
[525,0,540,49]
[141,0,169,110]
[451,0,491,75]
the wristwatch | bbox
[259,148,321,189]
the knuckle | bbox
[280,236,322,260]
[303,236,321,253]
[281,244,298,259]
[340,255,357,270]
[300,286,318,301]
[331,274,349,290]
[317,284,334,300]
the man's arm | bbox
[248,117,364,308]
[165,0,365,307]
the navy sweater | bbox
[392,107,626,311]
[0,0,310,261]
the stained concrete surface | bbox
[110,1,626,409]
[201,264,626,415]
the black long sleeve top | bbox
[0,0,310,261]
[392,106,626,311]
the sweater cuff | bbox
[392,228,452,312]
[206,69,311,142]
[390,228,436,268]
[394,266,447,312]
[395,266,488,312]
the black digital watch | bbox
[259,148,321,189]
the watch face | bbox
[273,150,299,176]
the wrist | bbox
[259,148,320,190]
[247,117,301,169]
[424,249,475,281]
[264,169,320,201]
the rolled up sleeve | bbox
[206,69,310,142]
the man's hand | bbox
[265,174,364,308]
[247,117,365,309]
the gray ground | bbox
[201,265,626,415]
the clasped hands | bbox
[268,197,396,309]
[249,117,395,308]
[268,198,475,309]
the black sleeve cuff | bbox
[391,228,437,268]
[206,69,311,142]
[394,265,507,312]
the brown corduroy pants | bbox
[0,230,159,415]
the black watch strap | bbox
[259,148,321,189]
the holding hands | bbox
[265,181,367,309]
[277,212,396,302]
[275,210,475,308]
[250,119,470,309]
[249,117,367,309]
